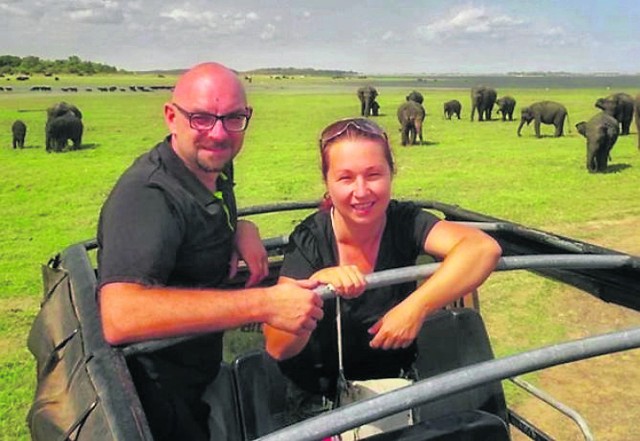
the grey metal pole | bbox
[123,254,631,355]
[256,327,640,441]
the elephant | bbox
[46,113,83,152]
[575,112,619,173]
[12,120,26,149]
[406,90,424,104]
[517,101,569,138]
[594,93,634,135]
[470,86,497,121]
[397,101,425,146]
[46,101,82,121]
[371,100,380,116]
[443,100,461,119]
[495,96,516,121]
[356,86,378,117]
[635,93,640,150]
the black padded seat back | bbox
[204,362,243,441]
[414,308,508,422]
[232,350,290,440]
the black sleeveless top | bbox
[278,200,440,396]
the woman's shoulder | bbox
[288,210,332,247]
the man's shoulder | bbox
[113,141,173,189]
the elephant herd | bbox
[9,101,84,152]
[357,85,640,173]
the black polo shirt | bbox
[278,200,440,396]
[97,136,236,402]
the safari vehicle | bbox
[26,201,640,441]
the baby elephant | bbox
[397,101,426,146]
[495,96,516,121]
[12,120,26,149]
[46,113,84,152]
[575,112,619,173]
[443,100,461,119]
[517,101,568,138]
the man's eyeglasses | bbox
[319,117,388,149]
[172,103,252,132]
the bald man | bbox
[97,62,323,440]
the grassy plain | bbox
[1,73,639,440]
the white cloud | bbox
[69,8,125,24]
[160,8,259,34]
[260,23,276,40]
[381,31,397,42]
[0,2,30,16]
[416,6,525,41]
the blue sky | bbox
[1,0,638,74]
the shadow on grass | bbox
[10,144,40,150]
[603,163,632,174]
[401,140,440,147]
[46,143,99,153]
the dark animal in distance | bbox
[45,102,83,152]
[12,120,26,149]
[495,96,516,121]
[443,100,462,119]
[517,101,569,138]
[470,86,497,121]
[371,100,380,116]
[406,91,424,104]
[594,92,634,136]
[576,112,619,173]
[357,86,378,117]
[397,101,426,146]
[635,93,640,150]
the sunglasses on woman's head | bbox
[319,118,388,149]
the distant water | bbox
[373,74,640,89]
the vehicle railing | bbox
[509,376,594,441]
[120,253,634,357]
[255,326,640,441]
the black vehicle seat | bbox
[413,308,508,422]
[231,308,510,441]
[231,350,290,440]
[203,362,243,441]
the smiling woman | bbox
[263,117,502,424]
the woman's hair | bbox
[318,118,395,210]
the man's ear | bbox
[164,103,176,131]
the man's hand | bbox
[229,220,269,287]
[264,279,324,335]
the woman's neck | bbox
[331,208,386,271]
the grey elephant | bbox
[594,93,634,136]
[46,113,83,152]
[47,101,83,120]
[397,101,425,146]
[517,101,569,138]
[635,93,640,150]
[371,100,380,116]
[575,112,619,173]
[495,96,516,121]
[12,120,26,149]
[356,86,378,117]
[443,100,461,119]
[470,86,497,121]
[406,90,424,104]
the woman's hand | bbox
[368,299,424,350]
[310,265,366,299]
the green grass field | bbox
[1,74,639,440]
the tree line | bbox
[0,55,125,76]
